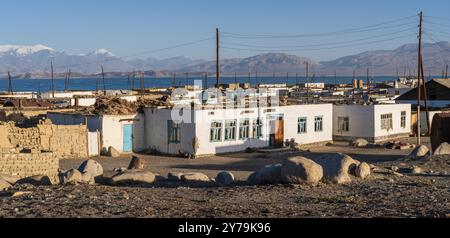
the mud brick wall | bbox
[0,147,59,182]
[0,122,88,159]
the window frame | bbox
[168,120,181,144]
[314,116,324,132]
[400,111,406,128]
[337,116,350,132]
[252,118,263,139]
[380,113,393,131]
[224,120,237,141]
[210,121,223,142]
[239,119,251,140]
[298,117,308,134]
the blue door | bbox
[123,124,133,152]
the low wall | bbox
[0,120,88,159]
[0,147,59,183]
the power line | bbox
[221,15,417,38]
[222,27,417,49]
[222,34,415,52]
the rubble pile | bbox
[137,95,171,108]
[385,140,415,150]
[84,97,139,115]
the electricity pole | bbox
[7,71,13,95]
[305,62,309,103]
[216,28,220,89]
[417,11,423,145]
[101,66,106,96]
[51,61,55,98]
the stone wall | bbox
[0,120,88,159]
[0,147,59,182]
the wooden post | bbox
[417,11,423,144]
[7,71,13,95]
[101,66,106,96]
[216,28,220,88]
[51,61,55,98]
[305,62,309,103]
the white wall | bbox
[333,104,411,142]
[101,114,145,153]
[144,104,333,155]
[373,104,411,139]
[70,98,97,107]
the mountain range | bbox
[1,42,450,78]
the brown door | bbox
[270,119,284,148]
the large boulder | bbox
[408,145,430,159]
[0,178,12,191]
[317,153,360,184]
[247,164,283,185]
[128,156,147,170]
[350,138,369,148]
[17,175,53,186]
[355,162,371,179]
[181,172,211,182]
[78,160,104,178]
[434,142,450,155]
[61,169,95,185]
[108,147,121,158]
[111,170,156,185]
[168,172,183,182]
[281,157,323,185]
[0,173,20,185]
[216,171,235,186]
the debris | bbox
[11,191,33,198]
[411,166,424,175]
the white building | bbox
[48,112,145,154]
[333,104,411,143]
[143,104,333,156]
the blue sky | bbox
[1,0,449,61]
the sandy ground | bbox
[0,137,449,218]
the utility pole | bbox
[128,73,131,90]
[132,71,135,90]
[140,71,145,97]
[172,73,176,88]
[64,70,68,91]
[7,71,13,95]
[101,66,106,96]
[286,72,289,86]
[295,73,299,89]
[185,72,189,87]
[305,62,309,103]
[445,64,448,79]
[416,11,423,145]
[334,70,337,88]
[248,71,251,85]
[204,72,208,89]
[352,69,356,103]
[51,61,55,98]
[367,68,370,95]
[234,72,237,84]
[216,28,220,88]
[67,69,71,91]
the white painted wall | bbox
[144,104,333,155]
[70,98,97,107]
[101,114,145,153]
[333,104,411,142]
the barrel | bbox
[430,113,450,152]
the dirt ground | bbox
[0,137,449,218]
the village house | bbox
[332,104,412,143]
[48,112,145,155]
[143,104,333,156]
[396,78,450,108]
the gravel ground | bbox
[0,138,449,218]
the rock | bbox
[350,138,369,148]
[390,166,399,172]
[215,171,235,186]
[316,153,360,184]
[17,175,52,186]
[11,191,33,198]
[411,166,423,174]
[168,172,183,182]
[113,167,128,174]
[111,170,156,185]
[434,142,450,155]
[61,169,83,185]
[247,164,283,185]
[355,162,371,179]
[408,145,430,159]
[0,173,20,185]
[181,172,211,182]
[0,178,12,191]
[281,157,323,185]
[108,146,121,158]
[78,160,104,178]
[128,156,147,170]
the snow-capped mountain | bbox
[0,44,55,56]
[88,48,115,57]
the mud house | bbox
[143,104,333,156]
[48,112,145,155]
[396,78,450,108]
[333,104,412,143]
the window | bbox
[315,116,323,132]
[337,117,350,132]
[298,117,307,134]
[252,119,263,138]
[401,111,406,128]
[381,113,393,131]
[239,119,251,140]
[210,121,223,142]
[168,120,180,143]
[224,120,237,141]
